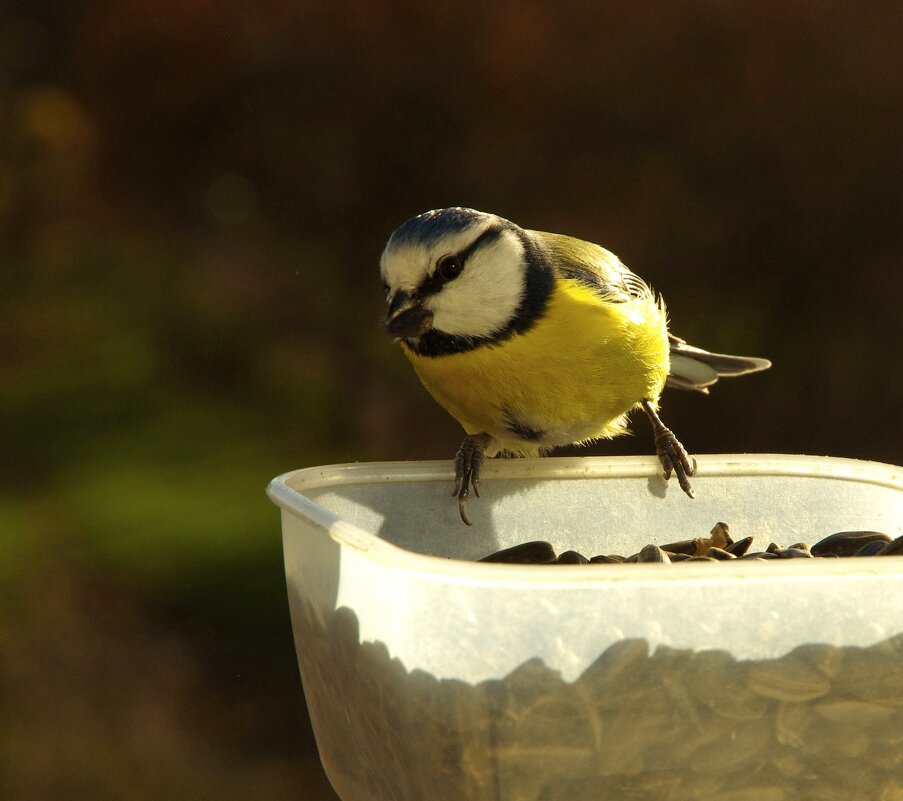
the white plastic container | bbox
[267,454,903,801]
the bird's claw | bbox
[641,399,696,499]
[453,434,489,526]
[654,427,696,498]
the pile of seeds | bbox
[479,523,903,564]
[296,601,903,801]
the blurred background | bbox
[1,1,900,798]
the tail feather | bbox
[667,336,771,393]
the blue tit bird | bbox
[379,207,771,525]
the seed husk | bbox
[690,522,731,554]
[710,521,732,547]
[660,538,698,556]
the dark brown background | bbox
[2,1,901,799]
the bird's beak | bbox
[381,290,434,339]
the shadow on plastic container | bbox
[287,600,903,801]
[315,470,686,562]
[370,475,555,559]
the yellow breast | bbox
[402,279,669,454]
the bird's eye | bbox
[436,255,463,282]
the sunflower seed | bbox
[480,540,557,563]
[725,536,754,556]
[746,657,831,702]
[855,539,889,556]
[811,531,892,557]
[637,544,670,563]
[557,550,590,564]
[589,553,625,564]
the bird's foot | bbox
[654,429,696,498]
[641,400,696,498]
[453,433,493,525]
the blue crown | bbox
[389,207,491,247]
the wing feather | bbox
[530,231,651,302]
[528,231,772,394]
[667,335,772,392]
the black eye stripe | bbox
[406,227,554,357]
[417,224,504,298]
[417,269,446,298]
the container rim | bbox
[266,453,903,586]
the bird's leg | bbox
[452,432,493,526]
[640,399,696,498]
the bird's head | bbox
[379,208,546,349]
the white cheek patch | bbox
[380,245,429,294]
[429,232,526,338]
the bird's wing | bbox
[530,231,651,302]
[667,334,772,393]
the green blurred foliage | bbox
[1,1,901,799]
